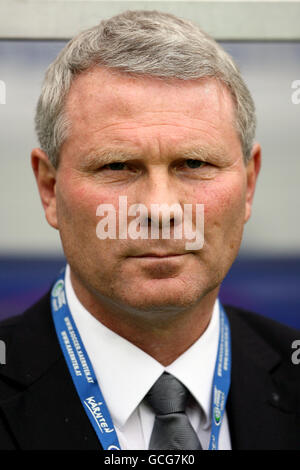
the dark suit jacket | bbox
[0,292,299,450]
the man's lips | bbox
[131,253,186,258]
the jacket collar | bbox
[0,292,101,449]
[225,305,299,450]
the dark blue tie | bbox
[145,372,203,450]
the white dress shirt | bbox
[64,265,231,450]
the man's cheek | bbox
[203,192,243,237]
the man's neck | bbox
[69,269,220,366]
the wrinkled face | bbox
[51,67,260,316]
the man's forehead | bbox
[60,67,242,166]
[65,65,234,120]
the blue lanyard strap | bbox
[51,270,121,450]
[208,302,231,450]
[50,268,231,451]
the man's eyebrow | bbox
[81,145,230,169]
[81,149,139,169]
[173,146,230,162]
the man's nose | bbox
[136,170,183,230]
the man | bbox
[0,10,299,450]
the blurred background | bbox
[0,1,299,328]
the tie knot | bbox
[145,373,189,415]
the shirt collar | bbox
[165,300,219,427]
[64,264,219,429]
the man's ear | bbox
[31,148,59,229]
[244,142,261,223]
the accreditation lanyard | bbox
[50,268,231,451]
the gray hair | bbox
[35,10,256,168]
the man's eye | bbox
[184,159,206,169]
[100,160,206,172]
[103,162,127,171]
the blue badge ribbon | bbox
[208,303,231,450]
[51,269,121,450]
[50,267,231,450]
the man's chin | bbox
[112,283,207,320]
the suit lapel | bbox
[225,306,300,450]
[0,293,102,450]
